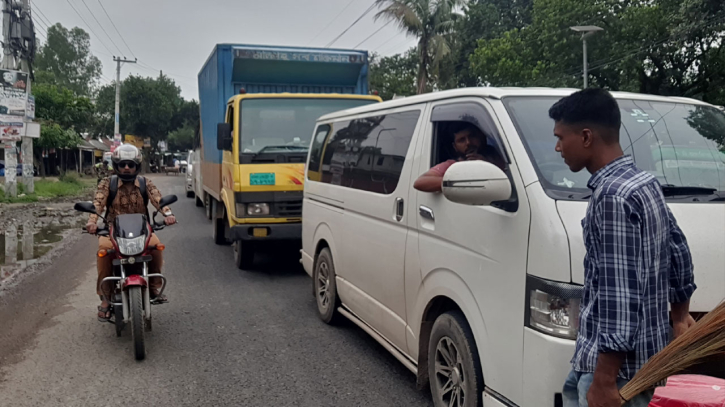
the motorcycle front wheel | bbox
[129,286,145,360]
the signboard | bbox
[124,134,144,149]
[234,48,366,64]
[26,95,34,120]
[0,69,28,141]
[143,138,151,148]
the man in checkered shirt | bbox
[549,89,697,407]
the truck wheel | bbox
[195,195,203,207]
[186,190,194,198]
[205,194,212,220]
[234,240,255,270]
[313,248,340,324]
[213,211,230,245]
[428,311,482,407]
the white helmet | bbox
[112,144,142,181]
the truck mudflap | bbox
[230,223,301,241]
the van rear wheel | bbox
[428,311,483,407]
[313,248,340,324]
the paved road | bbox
[0,175,432,407]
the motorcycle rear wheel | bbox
[129,287,145,360]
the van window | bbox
[318,110,421,194]
[504,97,725,199]
[308,125,331,173]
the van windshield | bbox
[239,98,377,155]
[504,96,725,199]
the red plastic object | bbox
[649,375,725,407]
[122,275,147,289]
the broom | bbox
[619,300,725,404]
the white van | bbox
[300,88,725,407]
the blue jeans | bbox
[562,370,654,407]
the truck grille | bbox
[275,200,302,218]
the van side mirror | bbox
[217,123,232,150]
[442,161,511,206]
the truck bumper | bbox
[230,223,301,242]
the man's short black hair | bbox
[548,88,621,143]
[450,122,484,139]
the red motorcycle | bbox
[75,194,177,360]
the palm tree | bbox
[375,0,464,94]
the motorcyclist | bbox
[86,144,176,322]
[94,160,112,184]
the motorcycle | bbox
[75,194,177,360]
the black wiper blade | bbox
[661,184,717,197]
[251,145,307,157]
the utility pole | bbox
[20,0,33,193]
[2,0,17,197]
[1,0,37,197]
[113,56,136,145]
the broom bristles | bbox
[619,300,725,403]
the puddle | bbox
[1,220,84,283]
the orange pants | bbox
[97,234,163,298]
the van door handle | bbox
[419,206,434,221]
[394,198,404,222]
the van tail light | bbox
[525,275,582,340]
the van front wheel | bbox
[313,248,340,324]
[428,311,483,407]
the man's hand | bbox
[164,215,176,226]
[673,314,696,338]
[86,222,98,235]
[587,380,623,407]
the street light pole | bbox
[113,56,136,145]
[570,25,604,89]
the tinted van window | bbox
[316,110,421,194]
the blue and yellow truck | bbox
[198,44,381,268]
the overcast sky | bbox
[32,0,418,100]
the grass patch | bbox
[0,175,95,203]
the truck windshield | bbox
[239,98,377,154]
[504,96,725,199]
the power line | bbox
[307,0,356,46]
[325,2,377,48]
[79,0,125,55]
[378,37,414,55]
[33,4,53,28]
[354,21,391,49]
[372,33,400,52]
[96,0,136,58]
[64,0,115,55]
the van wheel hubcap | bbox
[317,262,330,310]
[435,337,466,407]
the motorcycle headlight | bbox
[116,236,146,256]
[526,275,582,340]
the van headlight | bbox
[116,236,146,256]
[526,275,582,340]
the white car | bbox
[301,88,725,407]
[185,151,194,198]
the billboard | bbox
[0,69,28,141]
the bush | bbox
[59,172,82,185]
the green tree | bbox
[370,50,420,100]
[33,83,93,176]
[35,24,102,96]
[375,0,464,93]
[167,124,195,151]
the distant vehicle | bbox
[0,160,36,177]
[198,43,381,268]
[301,87,725,407]
[185,150,194,198]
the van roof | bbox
[317,87,713,122]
